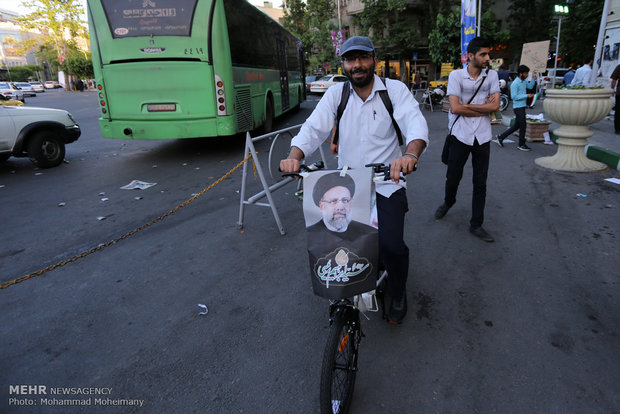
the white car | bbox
[0,99,81,168]
[14,82,37,97]
[44,81,61,89]
[309,74,349,93]
[0,82,25,102]
[541,68,570,90]
[29,82,45,93]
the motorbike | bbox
[499,79,510,112]
[422,84,447,109]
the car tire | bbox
[20,95,25,103]
[27,131,65,168]
[0,154,10,163]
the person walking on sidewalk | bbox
[610,63,620,134]
[495,65,537,151]
[434,37,500,243]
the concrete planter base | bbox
[535,88,613,172]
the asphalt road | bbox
[1,90,618,413]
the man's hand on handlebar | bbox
[390,155,417,183]
[280,158,301,173]
[280,146,305,173]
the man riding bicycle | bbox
[280,36,429,324]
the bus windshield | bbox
[101,0,198,38]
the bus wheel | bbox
[262,98,274,134]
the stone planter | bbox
[535,88,613,172]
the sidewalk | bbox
[503,106,620,170]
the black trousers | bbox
[615,94,620,133]
[444,138,490,229]
[377,188,409,301]
[499,106,527,146]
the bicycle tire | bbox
[319,307,360,414]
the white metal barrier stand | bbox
[237,125,329,235]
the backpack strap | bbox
[377,77,404,146]
[333,78,404,146]
[333,81,351,146]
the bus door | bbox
[276,37,289,111]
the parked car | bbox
[305,75,319,93]
[541,68,570,90]
[309,74,348,93]
[44,81,61,89]
[14,82,37,97]
[0,103,80,168]
[29,82,45,93]
[0,82,25,102]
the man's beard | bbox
[324,210,351,232]
[345,63,375,87]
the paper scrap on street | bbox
[604,178,620,185]
[58,202,66,207]
[576,193,588,197]
[120,180,157,190]
[197,304,209,315]
[526,113,545,121]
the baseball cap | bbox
[340,36,375,56]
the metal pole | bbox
[591,0,612,87]
[477,0,481,36]
[337,0,341,32]
[552,16,561,88]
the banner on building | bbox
[461,0,477,65]
[331,30,346,56]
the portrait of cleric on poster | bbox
[302,168,379,299]
[302,169,377,233]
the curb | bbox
[501,116,620,170]
[547,131,620,171]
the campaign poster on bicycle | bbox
[302,168,379,300]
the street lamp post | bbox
[552,4,569,88]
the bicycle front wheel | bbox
[320,308,359,414]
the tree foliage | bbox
[428,10,461,68]
[284,0,338,74]
[14,0,89,84]
[428,6,510,68]
[62,52,94,79]
[356,0,419,61]
[559,0,604,65]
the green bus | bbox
[87,0,304,139]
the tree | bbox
[559,0,604,65]
[356,0,420,82]
[428,6,510,68]
[428,10,461,68]
[62,52,94,79]
[306,0,338,74]
[283,0,307,40]
[14,0,89,88]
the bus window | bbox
[101,0,198,38]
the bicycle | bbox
[284,163,408,414]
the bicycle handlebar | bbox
[280,161,412,182]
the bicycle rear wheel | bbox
[320,307,360,414]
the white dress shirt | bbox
[291,75,429,197]
[446,68,500,145]
[570,64,592,86]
